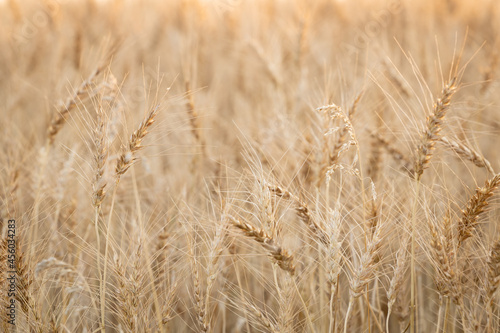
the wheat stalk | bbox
[101,106,160,332]
[409,76,458,333]
[325,208,343,333]
[344,221,383,333]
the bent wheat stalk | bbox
[92,108,108,330]
[100,107,159,332]
[410,76,458,333]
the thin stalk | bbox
[344,297,354,333]
[131,168,165,333]
[386,310,391,333]
[292,279,316,333]
[30,142,50,259]
[329,284,338,333]
[443,297,450,333]
[94,209,102,327]
[435,296,443,333]
[101,183,118,332]
[364,293,384,333]
[410,180,421,333]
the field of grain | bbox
[1,0,500,332]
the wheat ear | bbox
[267,183,328,244]
[458,173,500,248]
[413,77,458,181]
[328,94,362,166]
[15,241,43,332]
[47,66,104,144]
[386,235,410,333]
[115,106,159,178]
[185,81,206,156]
[428,217,459,299]
[487,240,500,302]
[113,244,145,332]
[486,240,500,332]
[371,132,412,172]
[228,215,295,275]
[439,136,495,174]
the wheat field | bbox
[1,0,500,332]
